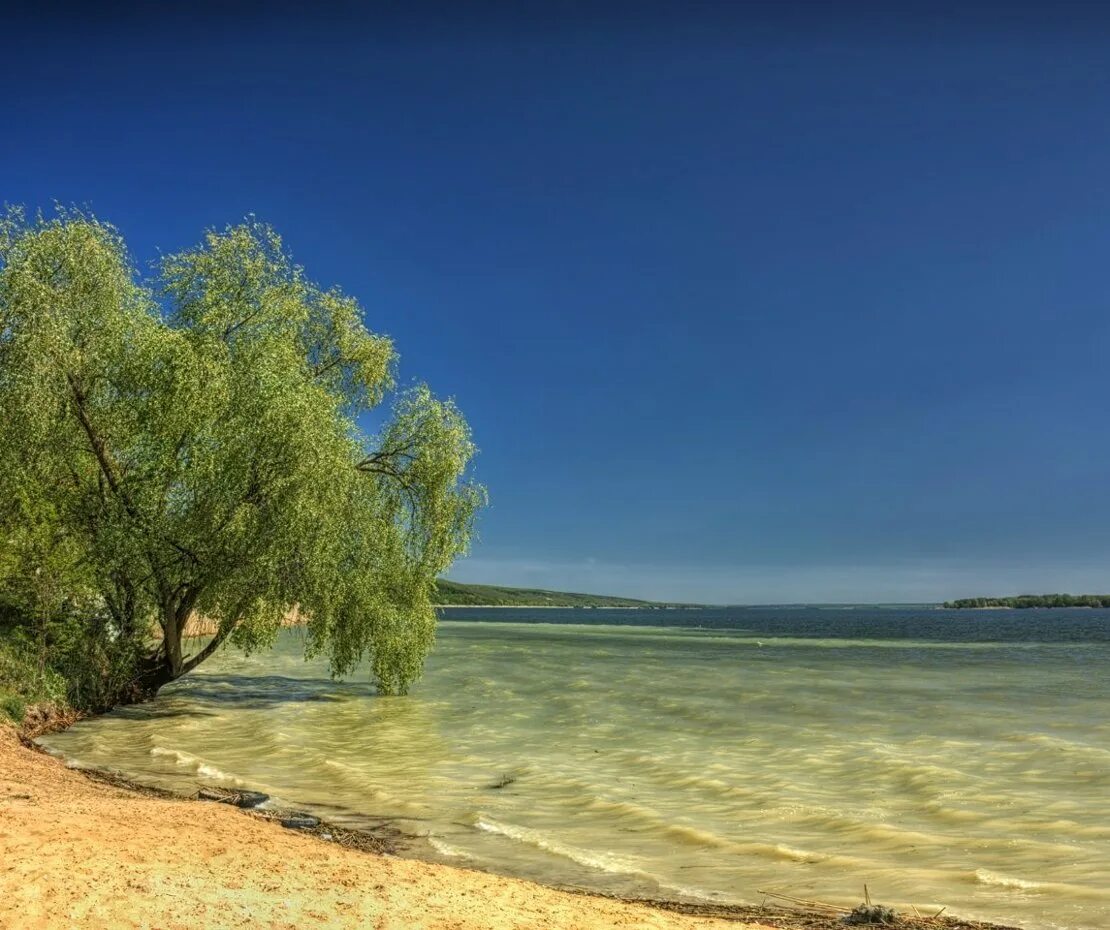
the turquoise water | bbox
[41,608,1110,929]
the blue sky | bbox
[5,3,1110,602]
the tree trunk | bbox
[162,603,184,679]
[124,654,178,705]
[117,613,237,707]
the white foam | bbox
[475,816,639,875]
[151,746,195,764]
[974,869,1048,892]
[151,746,239,783]
[428,837,473,860]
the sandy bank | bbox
[0,726,763,930]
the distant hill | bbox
[433,580,677,608]
[944,594,1110,609]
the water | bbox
[40,607,1110,929]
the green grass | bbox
[433,579,686,608]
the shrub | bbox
[0,692,26,723]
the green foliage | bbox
[50,613,146,710]
[1,693,26,724]
[1,603,139,715]
[944,594,1110,609]
[0,625,66,722]
[0,208,483,702]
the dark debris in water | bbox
[196,786,269,808]
[249,808,401,854]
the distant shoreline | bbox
[434,580,681,609]
[944,594,1110,609]
[436,604,686,609]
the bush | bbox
[46,615,144,711]
[0,629,66,715]
[0,692,26,723]
[0,609,136,716]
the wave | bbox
[149,746,241,784]
[1004,731,1110,763]
[659,822,881,871]
[974,869,1049,892]
[972,870,1110,902]
[427,837,474,860]
[475,816,641,875]
[471,816,727,904]
[320,759,427,814]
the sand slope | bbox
[0,727,763,930]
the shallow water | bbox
[41,607,1110,929]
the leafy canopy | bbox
[0,208,483,696]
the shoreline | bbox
[2,724,1020,930]
[0,724,761,930]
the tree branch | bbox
[180,617,236,675]
[66,372,135,516]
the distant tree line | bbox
[944,594,1110,609]
[433,580,679,608]
[434,580,654,607]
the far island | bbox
[945,594,1110,608]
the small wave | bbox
[320,759,423,813]
[151,746,194,764]
[197,763,233,779]
[475,816,640,875]
[1006,732,1110,763]
[969,870,1110,901]
[663,823,746,852]
[427,837,473,860]
[865,747,977,793]
[664,824,824,864]
[773,843,823,863]
[150,746,240,783]
[471,816,729,903]
[974,869,1049,892]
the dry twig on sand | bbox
[756,890,851,914]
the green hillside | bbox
[433,580,671,608]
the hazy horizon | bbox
[446,556,1110,605]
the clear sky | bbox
[6,3,1110,603]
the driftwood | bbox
[746,885,995,929]
[195,785,269,808]
[756,889,851,913]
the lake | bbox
[40,606,1110,929]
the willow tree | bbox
[0,208,483,703]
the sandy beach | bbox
[0,725,767,930]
